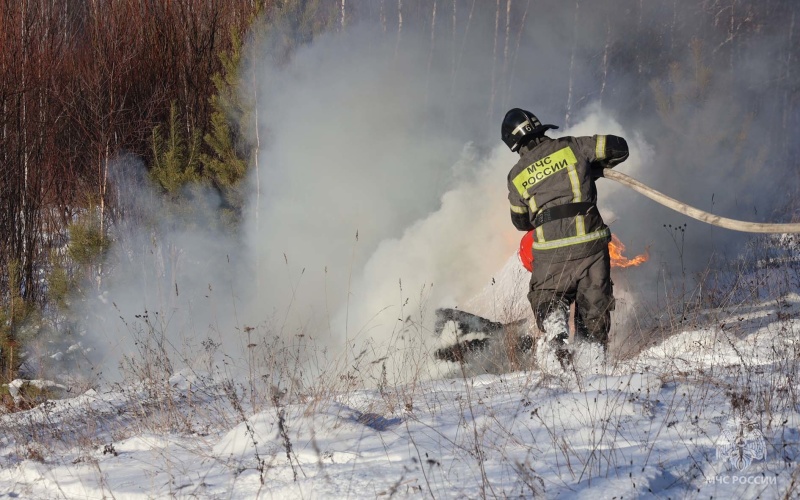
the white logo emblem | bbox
[716,417,767,471]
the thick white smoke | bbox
[241,22,656,382]
[241,27,516,381]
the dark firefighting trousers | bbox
[527,246,614,345]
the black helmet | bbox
[501,108,559,152]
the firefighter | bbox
[501,108,629,366]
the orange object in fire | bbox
[519,230,535,272]
[518,231,648,271]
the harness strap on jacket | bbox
[533,202,596,227]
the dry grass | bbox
[2,248,800,497]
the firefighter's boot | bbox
[535,303,572,372]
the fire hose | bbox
[603,169,800,233]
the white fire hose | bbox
[603,169,800,233]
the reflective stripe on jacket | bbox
[507,135,628,262]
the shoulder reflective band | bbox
[512,146,578,197]
[595,135,607,160]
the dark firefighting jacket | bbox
[507,135,629,263]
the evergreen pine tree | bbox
[201,28,249,227]
[150,102,203,199]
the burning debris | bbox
[433,308,530,363]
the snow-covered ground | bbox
[3,262,800,498]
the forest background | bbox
[1,0,799,391]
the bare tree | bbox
[565,0,580,128]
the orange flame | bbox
[609,234,649,268]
